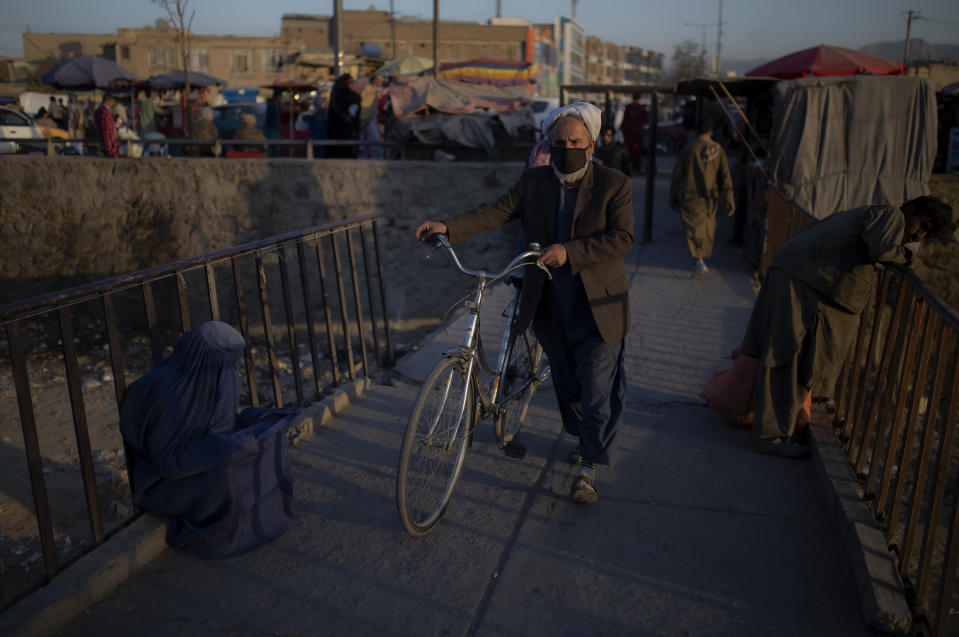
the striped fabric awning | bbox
[429,59,536,86]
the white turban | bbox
[541,101,603,141]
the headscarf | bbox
[120,321,245,461]
[541,101,603,141]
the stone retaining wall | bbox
[0,157,524,306]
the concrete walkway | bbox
[55,161,875,636]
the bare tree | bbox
[670,38,706,83]
[153,0,195,136]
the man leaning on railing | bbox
[741,196,955,458]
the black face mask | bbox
[550,146,588,174]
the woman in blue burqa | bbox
[119,321,305,559]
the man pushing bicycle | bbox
[416,102,633,504]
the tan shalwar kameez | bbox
[741,205,911,441]
[669,135,734,259]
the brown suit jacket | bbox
[443,163,634,343]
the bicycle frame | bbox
[429,235,547,445]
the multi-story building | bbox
[624,47,666,86]
[554,16,586,86]
[585,37,629,85]
[529,23,559,97]
[22,28,303,90]
[22,32,117,65]
[281,11,530,67]
[117,29,295,88]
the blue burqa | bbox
[119,321,305,559]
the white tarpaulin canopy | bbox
[388,77,531,118]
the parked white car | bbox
[530,97,560,135]
[0,106,44,154]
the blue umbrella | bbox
[147,71,227,89]
[42,55,137,90]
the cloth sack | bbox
[700,346,811,430]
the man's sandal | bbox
[570,472,599,504]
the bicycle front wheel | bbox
[396,356,474,536]
[494,326,544,445]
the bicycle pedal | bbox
[503,440,526,459]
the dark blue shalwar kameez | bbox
[532,186,627,465]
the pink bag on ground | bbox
[700,346,810,430]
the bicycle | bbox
[395,234,551,536]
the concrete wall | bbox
[0,157,525,306]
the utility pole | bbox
[333,0,344,78]
[572,0,579,20]
[496,0,502,18]
[715,0,723,76]
[903,9,920,67]
[433,0,439,77]
[390,0,397,58]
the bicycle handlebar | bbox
[429,234,552,282]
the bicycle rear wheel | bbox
[396,356,474,536]
[494,325,544,445]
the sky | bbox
[3,0,959,67]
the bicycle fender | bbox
[441,348,469,364]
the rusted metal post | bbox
[277,245,304,405]
[359,225,383,367]
[330,234,356,380]
[58,307,105,544]
[372,220,394,366]
[895,319,943,577]
[845,270,891,446]
[345,228,370,377]
[865,300,925,509]
[853,280,907,471]
[643,92,658,244]
[297,241,324,398]
[205,262,220,321]
[176,270,191,332]
[314,236,341,386]
[916,336,959,604]
[256,251,283,407]
[232,257,259,407]
[7,320,59,578]
[102,293,136,509]
[141,281,164,364]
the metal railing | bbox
[765,187,959,636]
[0,136,536,161]
[0,212,392,609]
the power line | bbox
[919,16,959,26]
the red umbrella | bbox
[745,44,905,79]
